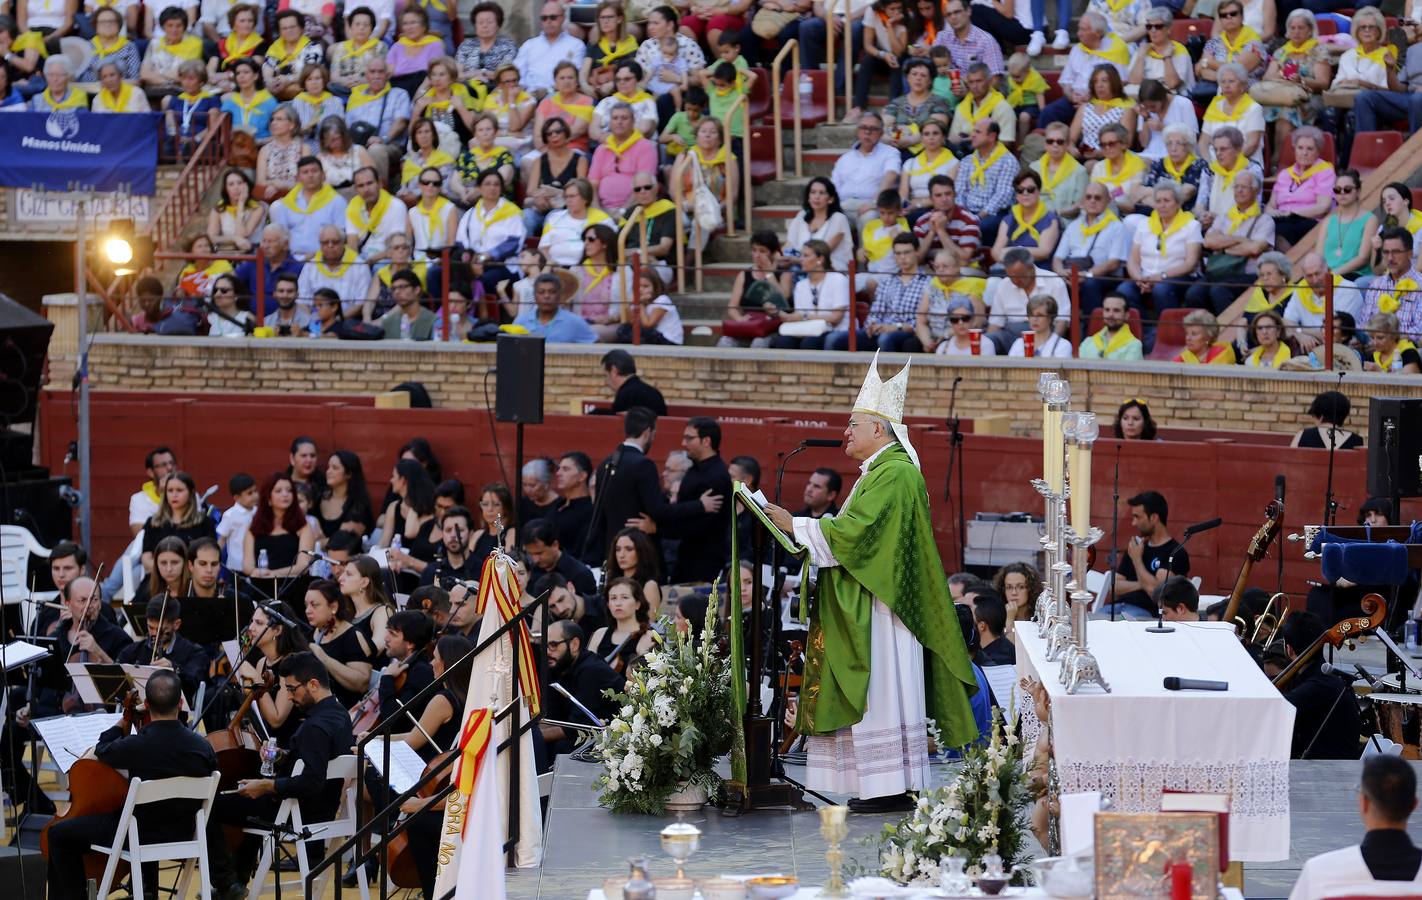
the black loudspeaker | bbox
[1,473,74,547]
[0,845,47,899]
[1367,397,1422,499]
[495,334,545,424]
[0,295,55,473]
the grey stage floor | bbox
[506,755,1422,900]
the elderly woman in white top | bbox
[1332,7,1397,95]
[1119,181,1203,343]
[1199,62,1265,166]
[1126,8,1195,94]
[1052,181,1128,318]
[1135,123,1206,212]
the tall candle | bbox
[1072,414,1099,532]
[1038,372,1058,484]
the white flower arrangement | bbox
[594,603,736,814]
[876,709,1029,885]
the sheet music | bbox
[32,711,124,774]
[222,640,240,669]
[982,665,1018,721]
[746,489,770,509]
[1,640,49,670]
[121,664,192,711]
[362,738,429,795]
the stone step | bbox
[752,176,814,207]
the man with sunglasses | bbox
[619,173,677,284]
[1355,19,1422,135]
[514,2,586,97]
[1052,182,1127,319]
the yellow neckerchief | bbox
[712,75,745,98]
[1090,97,1132,109]
[582,263,611,294]
[1356,43,1394,70]
[182,259,233,280]
[1147,39,1188,60]
[862,216,908,259]
[548,92,594,121]
[281,183,339,215]
[160,34,203,59]
[471,197,520,232]
[907,147,954,177]
[691,144,726,167]
[1092,324,1136,356]
[314,246,359,278]
[1203,92,1257,124]
[957,89,1005,124]
[1220,24,1263,59]
[379,262,428,288]
[42,87,87,110]
[1038,153,1083,196]
[1375,338,1418,370]
[1287,160,1332,187]
[141,480,160,504]
[13,31,48,57]
[1104,0,1134,13]
[465,143,507,166]
[1005,68,1048,107]
[1245,285,1290,312]
[295,90,334,112]
[585,207,613,227]
[1095,151,1145,188]
[418,0,448,15]
[1010,202,1048,241]
[412,195,453,237]
[483,88,532,114]
[1078,210,1119,237]
[969,142,1007,186]
[1225,201,1260,233]
[396,34,442,53]
[347,189,396,233]
[1179,342,1233,364]
[613,89,655,104]
[177,88,211,104]
[1378,275,1419,314]
[1209,153,1248,193]
[1281,38,1318,56]
[346,83,390,110]
[605,130,644,157]
[402,149,455,183]
[267,35,311,65]
[337,36,382,60]
[1162,153,1198,183]
[1148,209,1195,254]
[1407,209,1422,236]
[228,88,274,122]
[221,30,263,64]
[598,34,638,65]
[97,83,136,112]
[1081,33,1130,66]
[91,33,129,55]
[637,198,676,221]
[1291,275,1342,315]
[1248,342,1292,368]
[423,83,475,113]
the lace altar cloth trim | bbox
[1056,758,1292,818]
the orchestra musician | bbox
[305,579,375,708]
[45,670,219,900]
[116,597,210,703]
[132,536,191,608]
[338,555,396,661]
[235,600,312,744]
[41,577,135,713]
[30,541,122,636]
[1282,611,1362,760]
[418,504,482,590]
[375,610,435,730]
[181,537,257,653]
[206,652,355,900]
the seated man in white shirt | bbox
[299,225,374,317]
[1288,754,1422,900]
[514,2,586,97]
[984,247,1069,353]
[829,111,904,223]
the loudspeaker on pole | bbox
[495,334,545,424]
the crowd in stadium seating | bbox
[2,0,1420,369]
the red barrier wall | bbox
[38,390,1404,599]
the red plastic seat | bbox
[1315,17,1338,35]
[747,67,771,122]
[1350,130,1404,176]
[778,68,828,128]
[1042,69,1063,104]
[1277,129,1337,167]
[1147,308,1194,360]
[1171,18,1212,43]
[1086,307,1143,342]
[746,124,779,185]
[1412,187,1422,210]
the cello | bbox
[383,748,454,889]
[1220,500,1284,638]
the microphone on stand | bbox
[1181,518,1223,539]
[260,603,301,630]
[801,439,843,448]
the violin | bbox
[383,749,454,889]
[40,692,138,880]
[350,642,433,734]
[1272,593,1387,691]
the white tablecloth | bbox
[1016,620,1294,862]
[589,887,1249,899]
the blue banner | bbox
[0,111,159,196]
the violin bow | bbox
[151,591,170,666]
[63,563,107,666]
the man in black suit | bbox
[540,620,624,756]
[602,349,667,415]
[523,520,598,595]
[643,416,731,583]
[584,406,666,566]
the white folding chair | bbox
[90,771,222,900]
[244,755,370,900]
[1,524,56,632]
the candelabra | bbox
[1063,413,1110,694]
[1043,384,1075,664]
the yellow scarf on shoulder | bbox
[1162,153,1198,183]
[1377,276,1419,314]
[221,31,263,64]
[1244,285,1289,313]
[97,83,137,112]
[1247,342,1292,368]
[1091,325,1136,357]
[862,217,908,260]
[347,190,396,234]
[1375,338,1418,371]
[1148,210,1195,254]
[1037,153,1083,197]
[1094,152,1146,189]
[267,35,311,66]
[1220,25,1263,60]
[1010,203,1047,241]
[969,142,1007,187]
[1081,33,1130,66]
[605,131,644,157]
[957,90,1004,124]
[281,183,340,216]
[1005,69,1048,108]
[1291,274,1344,315]
[1203,92,1257,124]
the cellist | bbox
[46,670,218,900]
[1282,611,1364,760]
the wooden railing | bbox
[825,0,852,124]
[616,206,646,343]
[671,154,705,294]
[720,92,753,237]
[771,39,803,180]
[150,111,232,251]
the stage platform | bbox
[510,756,1422,900]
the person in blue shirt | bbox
[220,59,278,141]
[233,225,305,315]
[513,272,598,343]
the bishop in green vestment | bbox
[765,354,978,810]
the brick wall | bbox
[66,335,1422,440]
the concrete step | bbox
[751,176,814,207]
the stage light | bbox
[104,236,133,266]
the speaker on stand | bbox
[1367,398,1422,525]
[494,334,546,515]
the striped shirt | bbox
[914,205,982,259]
[1363,268,1422,341]
[932,24,1004,76]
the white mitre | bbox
[852,350,919,469]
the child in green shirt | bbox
[659,87,707,158]
[706,61,748,138]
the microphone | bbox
[1320,662,1361,681]
[1354,663,1380,688]
[1163,676,1229,691]
[260,604,300,629]
[1181,518,1223,538]
[1275,474,1286,505]
[301,548,337,563]
[801,439,843,448]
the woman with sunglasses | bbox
[573,222,625,341]
[1315,169,1374,280]
[991,170,1059,266]
[1030,122,1087,219]
[933,305,998,356]
[406,166,459,260]
[1192,0,1266,104]
[204,274,256,337]
[521,116,590,234]
[1126,7,1193,94]
[1331,6,1396,97]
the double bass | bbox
[1221,501,1284,638]
[1272,594,1388,691]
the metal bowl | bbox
[746,875,800,899]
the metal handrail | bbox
[825,0,852,123]
[617,206,646,343]
[771,40,803,179]
[718,92,753,237]
[150,110,232,251]
[670,154,705,293]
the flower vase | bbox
[664,780,708,813]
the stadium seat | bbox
[1277,130,1336,167]
[1413,187,1422,210]
[1315,17,1338,34]
[779,68,829,128]
[1171,18,1212,42]
[746,124,779,185]
[1087,307,1143,342]
[1043,70,1063,104]
[747,67,771,121]
[1350,131,1404,177]
[1147,308,1193,360]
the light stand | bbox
[1322,371,1344,528]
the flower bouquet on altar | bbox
[877,709,1030,885]
[594,606,736,814]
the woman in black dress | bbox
[134,536,191,609]
[318,449,376,540]
[305,578,375,708]
[243,472,317,603]
[141,471,217,575]
[1292,390,1365,451]
[234,600,312,745]
[588,576,656,673]
[382,458,441,592]
[468,482,519,569]
[287,435,327,500]
[395,633,473,760]
[340,554,396,662]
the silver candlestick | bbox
[1031,479,1059,638]
[1062,412,1110,694]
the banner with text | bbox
[0,112,159,195]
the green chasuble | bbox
[794,442,980,750]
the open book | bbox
[731,482,806,557]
